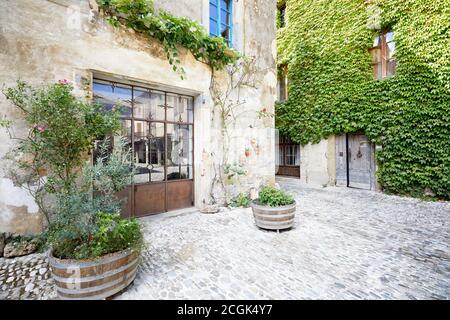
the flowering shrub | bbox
[1,81,121,221]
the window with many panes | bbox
[92,79,194,183]
[210,0,232,47]
[369,31,396,80]
[277,135,300,166]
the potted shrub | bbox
[47,139,143,300]
[2,81,141,299]
[251,186,296,232]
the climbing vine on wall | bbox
[276,0,450,199]
[96,0,239,78]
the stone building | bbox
[0,0,277,234]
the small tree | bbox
[1,80,121,223]
[47,138,141,260]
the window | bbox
[93,79,194,183]
[279,4,286,28]
[277,135,299,166]
[210,0,232,47]
[369,31,396,79]
[277,65,288,102]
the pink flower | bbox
[33,124,46,133]
[58,79,70,85]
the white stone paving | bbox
[115,177,450,300]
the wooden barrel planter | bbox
[251,201,296,231]
[48,249,139,300]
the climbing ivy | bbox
[96,0,239,78]
[276,0,450,199]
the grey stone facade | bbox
[0,0,277,234]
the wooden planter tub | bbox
[251,201,296,231]
[48,249,139,300]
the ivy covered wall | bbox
[276,0,450,199]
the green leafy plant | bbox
[1,80,121,221]
[47,139,143,260]
[258,186,295,207]
[96,0,240,78]
[229,192,251,208]
[276,0,450,199]
[223,163,247,179]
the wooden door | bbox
[93,79,195,218]
[335,133,375,190]
[348,134,373,189]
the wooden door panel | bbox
[277,166,300,177]
[134,182,165,217]
[348,134,372,190]
[335,134,347,187]
[166,180,193,211]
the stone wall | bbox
[0,0,277,234]
[299,137,336,187]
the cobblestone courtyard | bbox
[1,177,449,299]
[116,177,450,300]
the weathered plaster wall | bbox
[154,0,204,24]
[300,137,336,187]
[0,0,276,233]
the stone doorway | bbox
[335,133,376,190]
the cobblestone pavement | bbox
[0,253,56,300]
[116,177,450,300]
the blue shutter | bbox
[209,0,232,47]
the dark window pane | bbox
[220,9,230,25]
[166,124,180,180]
[166,124,193,180]
[181,166,193,179]
[93,81,114,111]
[370,47,381,64]
[386,31,394,43]
[279,5,286,28]
[373,63,382,80]
[210,3,218,20]
[279,145,285,165]
[167,94,189,123]
[120,119,132,141]
[179,124,193,166]
[373,35,381,47]
[187,97,194,123]
[93,81,131,117]
[221,25,229,41]
[387,60,396,77]
[221,0,230,10]
[210,20,218,36]
[150,91,165,121]
[133,88,151,119]
[166,94,177,122]
[387,41,395,59]
[149,122,165,182]
[113,85,132,117]
[133,121,150,184]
